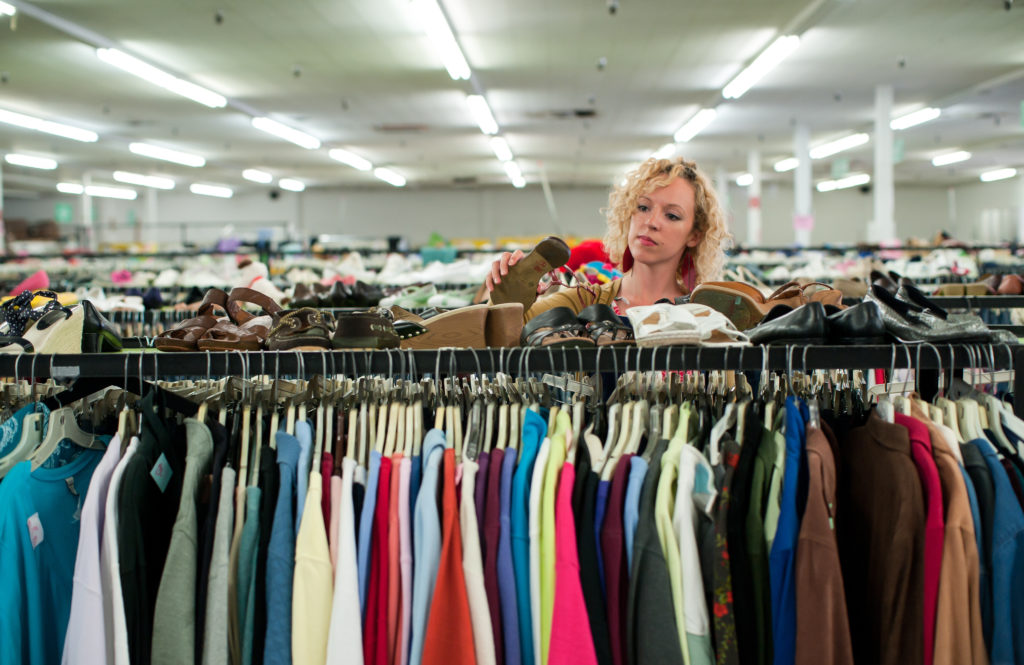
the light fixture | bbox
[279,178,305,192]
[735,173,754,187]
[57,182,84,195]
[0,108,98,142]
[57,182,138,199]
[251,117,321,150]
[129,142,205,167]
[190,183,233,198]
[410,0,472,80]
[931,150,971,167]
[490,137,514,162]
[113,170,175,190]
[810,133,869,159]
[652,143,676,160]
[722,35,801,100]
[816,173,871,192]
[242,169,274,184]
[503,161,526,188]
[373,167,406,187]
[980,167,1018,182]
[328,148,372,171]
[95,48,227,108]
[890,107,941,130]
[4,154,57,170]
[673,108,717,143]
[466,95,499,135]
[774,157,799,172]
[0,2,16,16]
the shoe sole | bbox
[490,237,571,312]
[400,304,489,349]
[690,290,767,331]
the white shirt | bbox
[529,437,551,665]
[326,458,364,664]
[100,436,140,665]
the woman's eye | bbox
[637,204,649,212]
[667,213,680,221]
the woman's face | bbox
[626,176,701,270]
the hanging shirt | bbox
[793,425,853,665]
[292,468,334,665]
[725,411,762,665]
[548,462,598,665]
[763,425,787,550]
[409,430,446,665]
[476,451,491,548]
[326,457,364,665]
[118,395,186,665]
[602,453,634,665]
[655,432,689,665]
[197,421,230,665]
[895,413,945,665]
[746,418,779,665]
[253,441,280,665]
[294,421,313,535]
[421,447,478,665]
[675,446,716,665]
[970,438,1024,665]
[359,451,383,614]
[202,465,236,665]
[461,457,498,665]
[498,446,523,665]
[485,447,506,665]
[263,431,302,665]
[386,455,404,665]
[151,419,215,665]
[540,412,571,665]
[512,409,545,665]
[528,437,551,665]
[593,479,610,596]
[322,452,334,537]
[330,475,342,572]
[0,402,49,459]
[623,456,649,571]
[238,486,263,665]
[571,445,611,665]
[365,455,393,665]
[398,456,414,665]
[711,435,742,665]
[409,453,422,536]
[961,441,995,650]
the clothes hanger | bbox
[709,401,737,467]
[403,395,414,456]
[383,400,399,457]
[0,412,44,478]
[600,397,632,480]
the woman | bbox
[486,156,730,321]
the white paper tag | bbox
[27,513,44,549]
[150,453,172,493]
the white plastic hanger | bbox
[29,407,102,471]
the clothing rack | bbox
[3,343,1020,413]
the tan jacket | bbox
[521,280,622,322]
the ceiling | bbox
[0,0,1022,198]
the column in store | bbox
[793,124,812,246]
[873,84,895,242]
[748,149,762,245]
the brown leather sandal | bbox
[197,287,284,351]
[154,289,229,351]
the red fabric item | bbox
[568,240,610,271]
[894,413,944,665]
[387,454,404,663]
[7,269,49,297]
[600,453,634,665]
[621,247,634,272]
[422,449,478,665]
[365,456,393,665]
[321,452,334,534]
[549,462,598,665]
[484,448,505,665]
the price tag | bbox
[150,453,172,493]
[27,513,44,549]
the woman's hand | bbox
[485,250,525,292]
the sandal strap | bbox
[226,287,283,324]
[525,322,587,347]
[585,319,634,343]
[1,290,69,337]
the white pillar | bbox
[0,160,5,254]
[715,165,730,220]
[873,84,895,242]
[747,149,762,245]
[81,172,94,251]
[793,124,813,246]
[1017,174,1024,244]
[145,189,158,246]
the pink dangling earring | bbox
[622,246,634,272]
[681,252,696,293]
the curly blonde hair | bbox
[602,156,731,288]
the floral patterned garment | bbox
[712,437,742,665]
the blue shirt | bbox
[623,456,649,571]
[263,431,301,665]
[769,397,808,665]
[294,420,312,534]
[0,450,103,664]
[358,451,382,614]
[594,479,611,596]
[512,409,546,665]
[409,430,446,665]
[0,402,49,459]
[971,439,1024,665]
[498,445,521,665]
[409,453,422,542]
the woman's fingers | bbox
[487,249,526,291]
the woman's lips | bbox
[637,235,656,247]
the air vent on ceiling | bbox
[451,176,478,186]
[527,108,598,120]
[374,123,429,132]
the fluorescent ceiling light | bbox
[735,173,753,187]
[279,178,305,192]
[931,150,971,167]
[810,133,869,159]
[774,157,799,172]
[129,142,205,167]
[190,183,233,198]
[410,0,471,80]
[722,35,800,100]
[503,161,526,188]
[113,170,175,189]
[251,117,321,150]
[373,167,406,187]
[86,185,138,200]
[891,107,940,130]
[652,143,676,160]
[0,108,98,142]
[328,148,372,171]
[466,95,499,135]
[673,108,717,143]
[242,169,274,184]
[490,137,514,162]
[57,182,84,195]
[980,167,1018,182]
[4,154,57,170]
[816,173,871,192]
[0,2,16,17]
[95,48,226,108]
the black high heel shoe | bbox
[81,300,124,352]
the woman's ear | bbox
[685,231,703,248]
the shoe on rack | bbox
[628,303,746,347]
[870,270,899,294]
[0,305,83,354]
[396,304,490,349]
[490,236,572,312]
[379,283,437,309]
[745,302,828,346]
[154,288,230,352]
[690,281,807,331]
[81,301,124,352]
[7,270,49,298]
[332,308,400,350]
[826,301,887,345]
[485,303,525,347]
[266,308,333,351]
[142,287,164,310]
[520,307,594,348]
[865,284,992,343]
[197,287,283,351]
[578,304,634,346]
[998,274,1024,295]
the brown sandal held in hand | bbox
[489,236,571,312]
[154,288,229,351]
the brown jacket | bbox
[522,280,622,322]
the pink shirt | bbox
[894,413,944,665]
[548,463,597,665]
[398,456,413,665]
[387,454,404,664]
